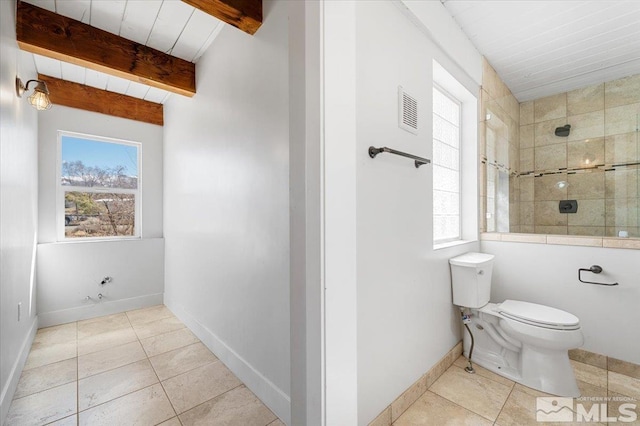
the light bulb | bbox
[28,91,52,110]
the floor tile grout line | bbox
[430,366,506,423]
[78,337,140,358]
[146,330,180,424]
[77,324,135,341]
[140,306,187,423]
[174,383,247,418]
[493,380,516,425]
[12,375,78,401]
[10,376,79,404]
[428,387,496,421]
[20,306,269,425]
[18,306,240,424]
[78,352,148,381]
[128,313,177,328]
[135,324,189,342]
[136,324,190,345]
[154,355,221,383]
[31,316,185,372]
[138,330,200,359]
[148,340,207,361]
[141,305,265,421]
[76,307,182,421]
[22,353,78,373]
[155,363,180,418]
[78,381,162,416]
[41,413,76,426]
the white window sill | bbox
[434,239,477,251]
[55,236,142,244]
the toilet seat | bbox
[498,300,580,330]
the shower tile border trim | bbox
[480,232,640,250]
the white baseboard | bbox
[0,316,38,426]
[38,293,164,327]
[164,297,291,425]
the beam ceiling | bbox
[17,1,196,97]
[40,74,164,126]
[181,0,262,35]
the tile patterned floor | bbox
[6,305,285,426]
[393,355,640,426]
[8,305,639,426]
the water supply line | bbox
[460,309,475,374]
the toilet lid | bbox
[499,300,580,330]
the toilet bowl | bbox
[450,253,583,397]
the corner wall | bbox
[0,1,39,422]
[517,75,640,237]
[162,0,290,422]
[349,2,482,424]
[36,106,164,325]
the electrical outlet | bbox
[18,302,22,321]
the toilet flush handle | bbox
[478,269,484,275]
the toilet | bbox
[449,252,583,397]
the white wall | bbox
[288,0,324,424]
[37,106,164,324]
[323,1,359,424]
[36,239,164,326]
[396,0,482,86]
[482,241,640,365]
[0,1,39,422]
[353,2,480,423]
[38,105,163,242]
[163,0,290,422]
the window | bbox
[58,132,141,240]
[432,85,461,243]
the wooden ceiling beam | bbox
[17,2,195,97]
[40,75,164,126]
[181,0,262,35]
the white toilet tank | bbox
[449,252,495,308]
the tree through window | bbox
[59,132,141,239]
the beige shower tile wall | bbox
[480,58,520,233]
[519,74,640,237]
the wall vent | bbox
[398,86,418,134]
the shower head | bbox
[555,124,571,137]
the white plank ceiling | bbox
[23,0,225,104]
[441,0,640,101]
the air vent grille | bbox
[398,86,418,134]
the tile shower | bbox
[481,61,640,238]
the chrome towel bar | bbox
[368,146,431,168]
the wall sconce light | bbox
[15,77,52,110]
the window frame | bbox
[432,83,462,245]
[56,130,142,242]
